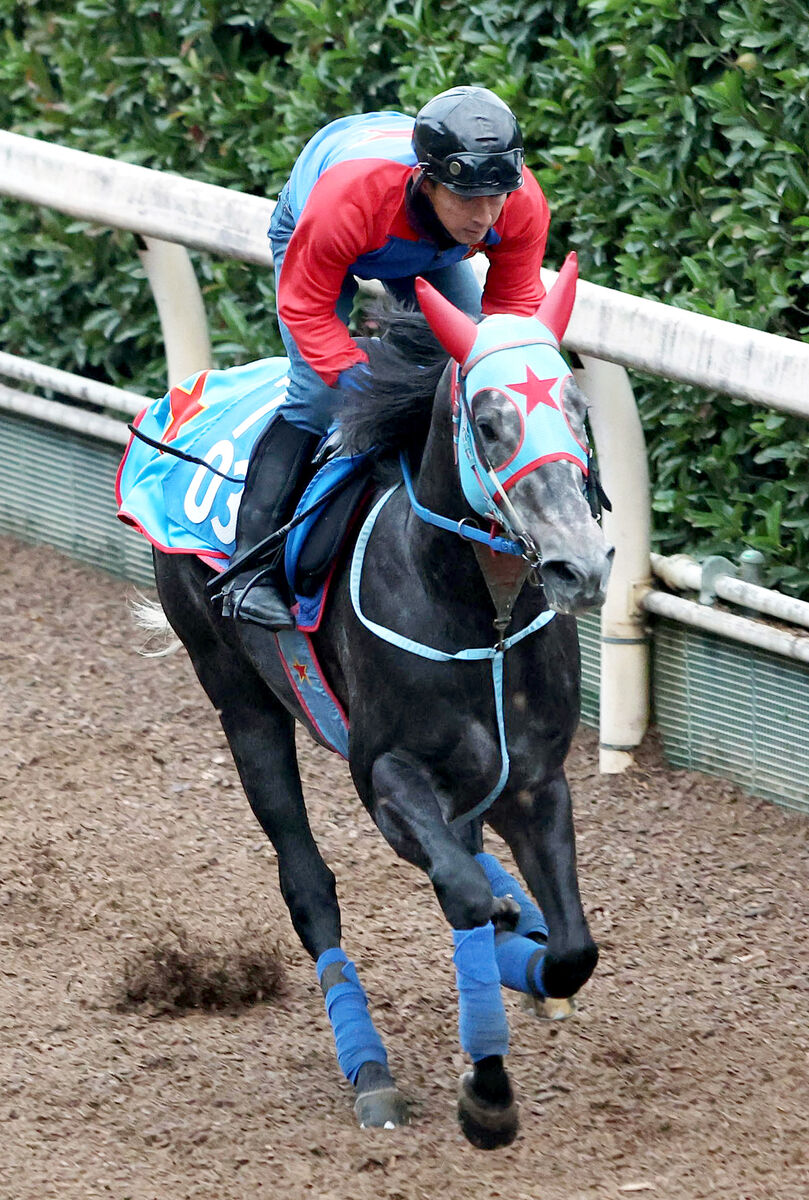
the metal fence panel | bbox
[0,410,155,588]
[653,617,809,814]
[577,613,600,728]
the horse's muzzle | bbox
[540,545,614,615]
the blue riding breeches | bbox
[268,184,483,435]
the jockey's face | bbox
[423,180,507,245]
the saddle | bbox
[274,447,376,760]
[115,353,375,620]
[284,449,375,601]
[217,444,375,630]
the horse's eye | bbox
[477,419,497,442]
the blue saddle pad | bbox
[117,356,374,625]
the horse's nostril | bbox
[542,561,580,589]
[541,555,612,610]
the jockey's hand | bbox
[336,361,372,394]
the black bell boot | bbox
[216,415,318,630]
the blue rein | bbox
[399,453,523,557]
[349,482,555,827]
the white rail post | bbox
[137,237,212,387]
[574,356,652,773]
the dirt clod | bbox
[116,922,287,1015]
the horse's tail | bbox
[129,592,181,657]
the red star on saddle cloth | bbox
[162,371,210,444]
[292,660,310,684]
[508,366,558,415]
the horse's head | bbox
[415,255,613,614]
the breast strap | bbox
[349,485,556,826]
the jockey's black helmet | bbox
[413,86,525,196]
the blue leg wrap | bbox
[316,948,388,1086]
[453,923,509,1062]
[494,931,546,997]
[476,852,549,940]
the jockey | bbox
[219,85,551,629]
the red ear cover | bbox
[415,276,479,365]
[535,251,578,345]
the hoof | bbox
[354,1086,410,1130]
[522,994,577,1021]
[457,1071,519,1151]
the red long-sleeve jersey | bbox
[275,113,550,386]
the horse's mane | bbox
[336,301,450,463]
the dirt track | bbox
[1,535,808,1200]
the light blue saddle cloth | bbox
[116,359,353,758]
[116,358,288,566]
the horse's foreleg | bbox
[489,769,598,1000]
[474,852,579,1020]
[370,752,518,1149]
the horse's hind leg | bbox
[182,641,408,1126]
[153,558,407,1127]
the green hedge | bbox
[2,1,808,590]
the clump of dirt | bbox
[116,921,287,1015]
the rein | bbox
[399,453,523,557]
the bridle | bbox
[449,336,590,566]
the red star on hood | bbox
[292,661,309,684]
[508,367,558,415]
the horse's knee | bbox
[434,864,493,930]
[542,938,599,998]
[370,755,497,930]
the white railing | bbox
[4,131,808,412]
[3,129,809,772]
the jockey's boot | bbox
[217,415,318,630]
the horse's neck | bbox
[406,387,488,596]
[413,368,461,504]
